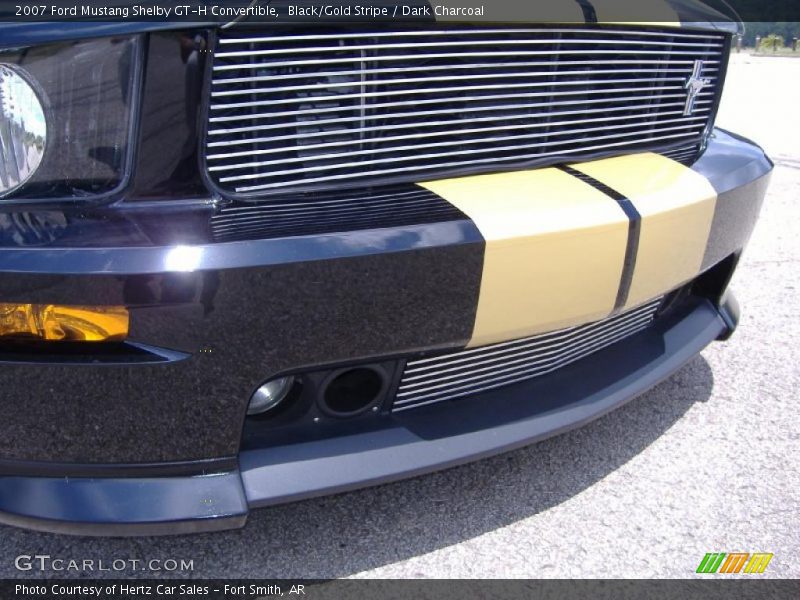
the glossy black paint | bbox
[0,204,480,272]
[0,214,483,465]
[130,31,210,200]
[692,129,773,271]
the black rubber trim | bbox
[558,165,641,312]
[717,290,740,341]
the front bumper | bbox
[0,129,771,535]
[0,295,731,535]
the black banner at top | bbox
[0,0,800,24]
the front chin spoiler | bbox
[0,296,732,536]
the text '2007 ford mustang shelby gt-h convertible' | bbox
[0,1,771,534]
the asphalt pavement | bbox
[0,53,797,580]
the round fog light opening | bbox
[323,368,383,416]
[0,64,47,197]
[248,376,295,416]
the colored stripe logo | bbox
[697,553,773,574]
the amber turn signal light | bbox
[0,304,129,342]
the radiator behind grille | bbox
[394,298,663,412]
[206,26,725,197]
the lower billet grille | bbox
[393,298,663,412]
[207,26,725,197]
[209,186,464,242]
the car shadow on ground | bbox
[0,355,714,579]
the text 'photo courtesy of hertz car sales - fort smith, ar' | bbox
[0,0,771,535]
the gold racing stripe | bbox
[569,153,717,309]
[420,168,629,347]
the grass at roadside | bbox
[735,47,800,58]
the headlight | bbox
[0,64,46,196]
[0,36,140,201]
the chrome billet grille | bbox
[207,26,725,197]
[393,298,663,412]
[661,142,703,165]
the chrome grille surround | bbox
[206,26,726,198]
[393,298,663,412]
